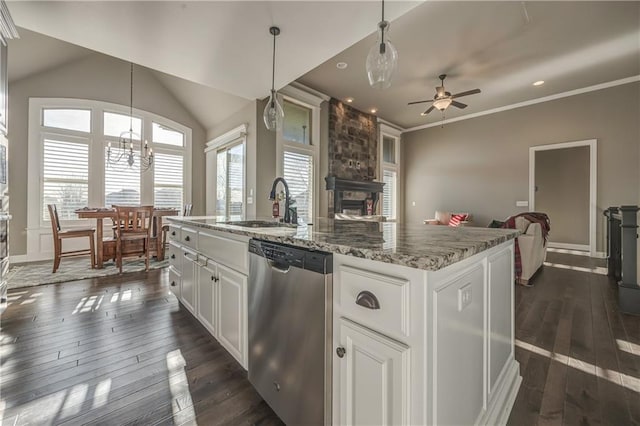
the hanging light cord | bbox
[271,31,276,93]
[129,63,134,134]
[379,0,386,53]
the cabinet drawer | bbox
[336,265,410,339]
[198,231,248,274]
[168,241,182,271]
[181,227,198,249]
[168,224,181,242]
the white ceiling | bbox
[299,1,640,129]
[7,0,422,101]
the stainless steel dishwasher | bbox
[248,239,332,426]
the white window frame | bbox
[276,83,327,225]
[379,122,402,221]
[26,97,192,261]
[205,124,247,220]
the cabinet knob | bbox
[184,235,190,242]
[170,254,175,259]
[170,281,176,287]
[171,231,176,236]
[336,346,346,358]
[355,291,380,310]
[211,275,215,281]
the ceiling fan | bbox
[408,74,481,116]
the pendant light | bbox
[366,0,398,89]
[107,63,153,171]
[263,26,284,131]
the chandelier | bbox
[107,63,154,171]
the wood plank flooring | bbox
[508,252,640,426]
[1,251,638,425]
[0,270,282,426]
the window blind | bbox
[216,142,244,220]
[382,169,397,220]
[43,138,89,221]
[105,147,141,206]
[283,150,313,225]
[153,152,184,210]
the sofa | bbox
[513,216,548,286]
[424,211,472,227]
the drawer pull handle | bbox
[211,275,215,281]
[355,291,380,310]
[184,235,190,242]
[170,281,177,287]
[336,347,346,358]
[170,254,176,259]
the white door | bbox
[336,318,409,426]
[181,248,197,314]
[197,262,217,337]
[217,263,247,368]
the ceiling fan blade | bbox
[451,100,468,109]
[452,88,481,98]
[421,106,436,116]
[408,100,431,105]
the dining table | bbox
[75,207,179,269]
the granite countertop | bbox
[167,216,519,271]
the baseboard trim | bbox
[547,247,606,259]
[478,358,522,426]
[547,242,590,252]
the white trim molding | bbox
[405,75,640,133]
[529,139,597,257]
[282,81,330,105]
[205,123,247,152]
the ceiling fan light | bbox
[433,98,452,111]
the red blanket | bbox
[501,212,551,281]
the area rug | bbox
[7,258,169,289]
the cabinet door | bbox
[336,318,409,426]
[217,263,247,368]
[181,248,197,314]
[197,263,217,337]
[168,266,181,299]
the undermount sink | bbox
[223,220,297,229]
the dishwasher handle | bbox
[268,260,290,274]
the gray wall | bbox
[403,82,640,252]
[535,146,590,245]
[208,97,330,220]
[8,53,207,256]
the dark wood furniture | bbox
[75,207,178,268]
[48,204,96,273]
[113,205,154,273]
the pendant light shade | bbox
[366,1,398,89]
[264,26,284,131]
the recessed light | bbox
[533,80,545,86]
[345,97,354,103]
[336,62,348,70]
[370,108,377,114]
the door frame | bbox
[528,139,597,256]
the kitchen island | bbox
[166,217,521,426]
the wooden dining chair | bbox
[113,205,154,273]
[48,204,96,273]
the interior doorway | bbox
[529,139,597,256]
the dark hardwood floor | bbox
[0,270,283,426]
[508,252,640,426]
[1,251,638,425]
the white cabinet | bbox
[336,318,409,426]
[217,262,247,368]
[197,262,218,337]
[168,266,181,299]
[181,248,198,315]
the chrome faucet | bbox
[269,177,296,224]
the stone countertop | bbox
[166,217,519,271]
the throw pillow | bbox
[449,213,468,227]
